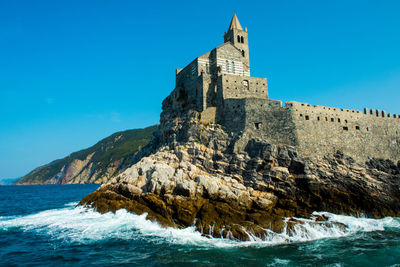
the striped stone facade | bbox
[166,14,400,162]
[174,14,266,114]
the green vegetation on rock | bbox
[16,125,158,185]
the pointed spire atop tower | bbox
[228,13,243,31]
[224,14,250,67]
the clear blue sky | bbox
[1,0,399,179]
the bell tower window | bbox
[241,36,244,43]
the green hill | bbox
[16,125,158,185]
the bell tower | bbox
[224,14,249,67]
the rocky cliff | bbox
[79,101,400,240]
[16,126,157,185]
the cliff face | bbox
[16,126,158,185]
[79,102,400,240]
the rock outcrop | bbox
[79,109,400,240]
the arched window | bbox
[231,61,235,73]
[237,35,241,42]
[243,80,249,89]
[241,36,244,43]
[242,50,245,57]
[225,60,230,73]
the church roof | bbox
[228,14,243,31]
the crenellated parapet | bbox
[165,14,400,163]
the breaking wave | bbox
[0,203,399,248]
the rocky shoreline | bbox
[79,112,400,240]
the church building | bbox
[164,14,400,162]
[173,14,269,120]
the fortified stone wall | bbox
[214,98,400,162]
[217,98,298,147]
[219,74,268,100]
[242,99,298,147]
[198,49,219,110]
[287,102,400,161]
[174,59,203,110]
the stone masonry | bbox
[164,14,400,162]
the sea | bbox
[0,185,400,266]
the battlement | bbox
[285,101,400,120]
[167,14,400,163]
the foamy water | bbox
[1,202,399,248]
[1,185,400,265]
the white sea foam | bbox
[270,258,291,266]
[0,204,399,248]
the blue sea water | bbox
[0,185,400,266]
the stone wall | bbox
[219,74,268,100]
[200,107,217,124]
[215,98,400,162]
[287,101,400,162]
[217,98,298,147]
[243,99,298,146]
[174,59,203,110]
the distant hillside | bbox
[16,125,158,185]
[0,178,19,185]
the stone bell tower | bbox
[224,14,250,67]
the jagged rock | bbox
[367,158,399,175]
[245,140,277,161]
[78,110,400,241]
